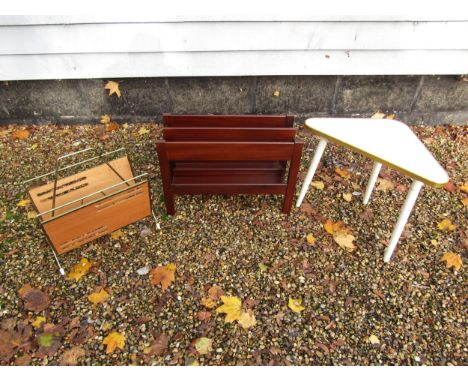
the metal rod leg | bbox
[152,210,161,230]
[383,180,423,263]
[363,162,382,205]
[51,248,65,276]
[296,138,328,207]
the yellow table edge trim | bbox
[305,127,448,188]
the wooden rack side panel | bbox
[43,182,151,254]
[29,156,134,219]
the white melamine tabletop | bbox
[304,118,449,187]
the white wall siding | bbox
[0,17,467,80]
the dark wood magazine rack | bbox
[156,114,303,215]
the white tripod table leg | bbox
[383,180,423,263]
[296,138,327,207]
[363,162,382,205]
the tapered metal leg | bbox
[363,162,382,205]
[383,180,423,262]
[51,248,65,276]
[296,138,327,207]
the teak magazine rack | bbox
[24,148,154,275]
[156,114,303,214]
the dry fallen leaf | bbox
[110,229,124,240]
[196,311,212,321]
[437,218,456,232]
[300,202,316,216]
[143,334,168,356]
[371,112,386,119]
[376,178,394,191]
[102,332,125,354]
[104,81,121,97]
[138,127,150,135]
[60,346,86,366]
[288,297,305,313]
[335,168,351,179]
[194,337,213,355]
[458,183,468,193]
[258,263,268,272]
[323,219,356,251]
[306,233,316,246]
[238,310,257,329]
[368,334,380,345]
[444,181,456,192]
[333,232,356,251]
[67,258,92,282]
[100,114,111,124]
[18,285,51,312]
[273,89,280,97]
[342,193,352,202]
[106,122,120,132]
[201,297,217,309]
[32,316,46,329]
[88,288,110,305]
[149,263,176,291]
[440,252,462,271]
[208,285,225,301]
[311,181,325,190]
[12,129,30,140]
[462,198,468,207]
[323,219,351,235]
[27,211,37,219]
[216,296,242,323]
[17,199,31,207]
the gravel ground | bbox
[0,122,466,366]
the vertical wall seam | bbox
[409,75,425,113]
[331,76,342,115]
[164,77,174,117]
[250,76,258,114]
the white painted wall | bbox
[0,16,467,80]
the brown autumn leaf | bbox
[300,202,317,216]
[323,219,351,235]
[149,263,176,291]
[443,181,456,192]
[342,193,352,202]
[238,310,257,329]
[143,334,169,356]
[106,122,120,132]
[104,81,121,97]
[335,168,351,179]
[207,285,225,301]
[201,297,217,308]
[376,178,394,191]
[60,346,86,366]
[323,219,356,251]
[12,129,30,140]
[19,285,51,312]
[311,181,325,190]
[333,232,356,251]
[197,311,212,321]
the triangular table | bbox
[296,118,449,262]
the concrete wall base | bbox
[1,75,467,126]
